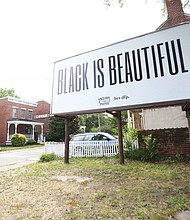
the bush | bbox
[26,139,37,145]
[124,134,159,162]
[40,153,57,162]
[11,134,26,147]
[124,127,138,150]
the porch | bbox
[6,119,44,145]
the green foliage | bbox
[46,116,80,141]
[124,127,138,149]
[11,134,26,147]
[79,113,117,136]
[83,114,99,132]
[0,88,19,98]
[39,153,59,162]
[158,154,190,163]
[124,134,158,162]
[26,139,36,145]
[143,134,158,160]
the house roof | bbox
[7,118,44,125]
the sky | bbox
[0,0,188,104]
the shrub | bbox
[40,153,57,162]
[26,139,36,145]
[124,134,159,162]
[11,134,26,147]
[124,127,138,150]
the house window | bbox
[12,108,18,118]
[29,110,33,120]
[21,109,26,119]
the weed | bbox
[124,134,159,162]
[39,153,60,162]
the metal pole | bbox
[64,117,70,164]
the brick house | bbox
[131,0,190,155]
[129,0,190,132]
[0,96,50,145]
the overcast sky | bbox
[0,0,188,103]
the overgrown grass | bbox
[0,157,189,219]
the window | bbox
[21,109,26,119]
[29,110,33,120]
[12,108,18,118]
[72,135,85,141]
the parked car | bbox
[70,132,117,141]
[70,132,118,157]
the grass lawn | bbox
[0,157,190,219]
[0,144,44,151]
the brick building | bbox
[129,0,190,132]
[0,96,50,145]
[134,0,190,155]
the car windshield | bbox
[71,135,85,141]
[84,134,94,141]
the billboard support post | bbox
[64,116,70,164]
[182,102,190,140]
[108,110,125,164]
[116,110,124,165]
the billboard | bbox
[52,23,190,116]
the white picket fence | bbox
[45,140,119,158]
[45,140,139,158]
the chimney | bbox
[165,0,184,18]
[157,0,190,30]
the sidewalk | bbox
[0,159,39,172]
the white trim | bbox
[7,120,44,126]
[8,97,37,107]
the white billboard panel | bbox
[52,23,190,116]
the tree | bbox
[46,116,80,141]
[79,113,119,136]
[0,88,19,98]
[103,0,190,8]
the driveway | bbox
[0,147,44,171]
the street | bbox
[0,147,44,171]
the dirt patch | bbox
[175,210,190,220]
[51,175,93,183]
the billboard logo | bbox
[98,96,110,106]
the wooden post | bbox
[116,110,124,165]
[64,117,70,164]
[182,102,190,140]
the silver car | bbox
[71,132,117,141]
[70,132,118,157]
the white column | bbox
[15,123,18,134]
[41,125,44,141]
[32,125,35,140]
[132,112,135,128]
[7,123,10,141]
[127,110,131,128]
